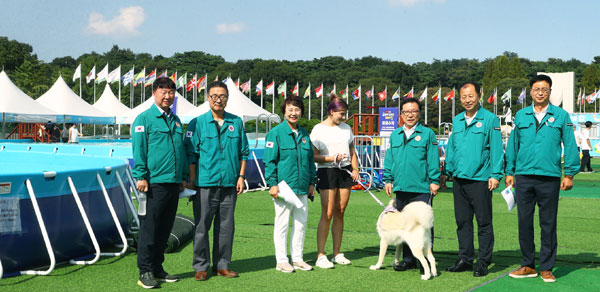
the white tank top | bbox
[70,128,80,143]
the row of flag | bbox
[577,88,599,105]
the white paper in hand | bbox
[501,186,516,212]
[277,180,304,208]
[179,188,197,198]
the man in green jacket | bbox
[383,97,440,272]
[445,82,504,277]
[506,74,579,283]
[188,81,249,281]
[132,77,186,289]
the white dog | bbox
[369,200,437,280]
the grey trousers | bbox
[193,187,237,272]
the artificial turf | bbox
[1,162,599,291]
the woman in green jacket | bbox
[263,96,316,273]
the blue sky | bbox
[1,0,598,64]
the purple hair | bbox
[327,93,348,114]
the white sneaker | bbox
[315,255,334,269]
[276,262,295,273]
[333,253,351,265]
[292,261,313,271]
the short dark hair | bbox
[585,121,592,128]
[207,81,229,96]
[400,97,421,112]
[530,74,552,88]
[459,82,480,97]
[281,96,304,116]
[153,77,176,91]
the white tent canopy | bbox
[93,84,131,118]
[0,71,58,122]
[37,76,114,124]
[185,78,280,123]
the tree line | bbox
[2,36,600,130]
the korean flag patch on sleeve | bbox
[266,141,274,148]
[186,131,193,138]
[135,126,145,133]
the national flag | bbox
[432,87,441,103]
[487,88,497,104]
[256,80,263,95]
[365,88,373,99]
[277,81,287,97]
[517,88,526,104]
[86,65,96,84]
[176,74,186,89]
[169,72,177,83]
[240,80,251,94]
[403,87,414,99]
[444,88,455,102]
[197,75,207,91]
[158,70,168,78]
[342,85,349,99]
[303,83,311,98]
[315,83,324,98]
[145,69,157,87]
[392,87,401,100]
[291,82,299,96]
[107,65,121,84]
[576,88,582,105]
[501,88,512,103]
[419,87,428,101]
[265,81,275,95]
[96,64,109,83]
[134,68,145,87]
[186,74,197,92]
[73,64,81,82]
[352,85,361,100]
[235,78,240,88]
[377,87,387,101]
[122,67,134,84]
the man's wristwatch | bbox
[239,174,246,179]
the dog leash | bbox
[334,155,385,207]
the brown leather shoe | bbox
[217,269,239,278]
[509,266,538,278]
[541,270,556,283]
[194,270,208,281]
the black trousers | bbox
[137,183,180,275]
[452,178,494,265]
[395,191,434,263]
[580,150,592,172]
[515,175,560,271]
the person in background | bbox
[311,94,359,269]
[580,121,594,173]
[68,123,82,143]
[131,77,187,289]
[505,74,579,283]
[263,96,316,273]
[61,124,69,143]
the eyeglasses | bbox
[209,94,229,101]
[532,88,550,93]
[401,110,419,115]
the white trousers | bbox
[273,195,308,264]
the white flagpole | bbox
[359,84,362,115]
[320,84,324,121]
[272,80,275,113]
[260,79,264,108]
[438,86,442,133]
[424,88,428,125]
[308,82,311,120]
[452,88,455,119]
[79,69,82,98]
[371,85,375,114]
[384,85,387,107]
[118,66,121,102]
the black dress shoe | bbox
[445,259,473,272]
[393,261,417,271]
[473,262,488,277]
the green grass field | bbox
[2,162,599,291]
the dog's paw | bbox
[369,265,381,270]
[421,274,432,280]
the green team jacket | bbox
[188,111,249,187]
[446,107,504,181]
[383,123,440,194]
[263,121,316,195]
[505,104,579,177]
[131,103,187,183]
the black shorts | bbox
[316,166,355,190]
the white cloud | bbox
[388,0,446,7]
[216,22,246,34]
[87,6,145,37]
